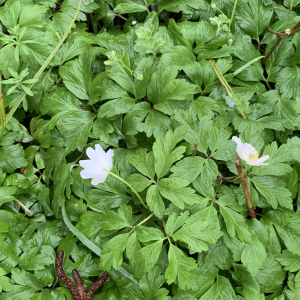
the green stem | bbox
[104,169,149,209]
[209,59,248,119]
[136,212,154,227]
[226,0,238,38]
[290,0,294,10]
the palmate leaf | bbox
[153,126,186,179]
[235,0,273,41]
[157,0,209,13]
[275,66,300,99]
[158,178,204,209]
[172,219,223,253]
[165,244,198,290]
[217,196,251,243]
[0,144,27,173]
[251,176,292,209]
[276,250,300,272]
[114,0,148,14]
[139,266,169,300]
[99,232,131,271]
[262,210,300,256]
[199,275,237,300]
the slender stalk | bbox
[136,212,154,227]
[104,169,149,209]
[226,0,238,38]
[15,198,33,215]
[234,156,256,218]
[209,59,248,119]
[290,0,294,10]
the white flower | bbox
[232,136,269,166]
[79,145,114,185]
[132,21,137,25]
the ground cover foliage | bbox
[2,0,300,298]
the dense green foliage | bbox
[1,0,300,299]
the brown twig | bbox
[262,20,300,65]
[235,156,256,219]
[55,251,109,300]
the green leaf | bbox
[276,250,300,272]
[126,174,152,192]
[217,200,251,243]
[160,45,196,70]
[114,0,148,13]
[158,178,203,209]
[165,244,198,290]
[0,186,18,206]
[144,109,171,138]
[98,97,135,118]
[241,235,267,276]
[146,185,165,219]
[139,266,169,300]
[158,0,208,13]
[233,34,265,82]
[18,248,53,271]
[129,149,155,180]
[172,220,223,253]
[236,0,273,41]
[147,66,196,105]
[200,275,237,300]
[153,126,186,179]
[232,265,261,300]
[100,232,131,271]
[59,49,94,100]
[275,66,300,99]
[170,156,205,183]
[100,204,133,230]
[0,144,27,173]
[139,240,164,273]
[251,176,292,209]
[0,268,13,292]
[135,226,165,243]
[255,257,286,293]
[11,269,43,290]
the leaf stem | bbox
[234,156,256,218]
[136,212,154,227]
[226,0,238,38]
[209,59,248,119]
[104,169,149,209]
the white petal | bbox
[232,136,242,145]
[252,155,270,166]
[79,159,100,172]
[104,149,114,171]
[80,170,91,179]
[86,147,98,161]
[95,144,106,158]
[91,172,109,185]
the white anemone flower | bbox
[79,145,113,185]
[232,136,269,166]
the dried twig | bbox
[55,251,109,300]
[262,20,300,64]
[235,156,257,219]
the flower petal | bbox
[252,155,269,166]
[91,172,109,185]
